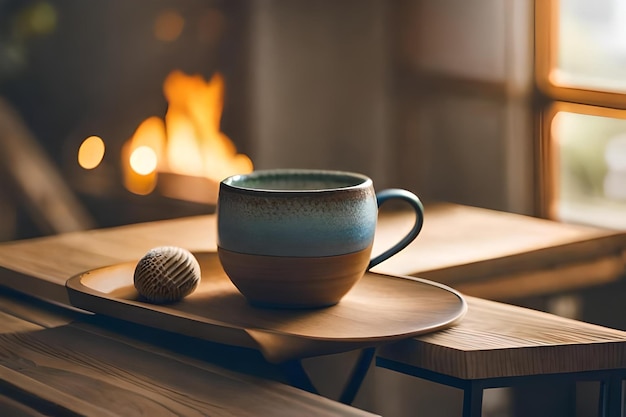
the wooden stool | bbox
[376,296,626,417]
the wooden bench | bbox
[377,296,626,417]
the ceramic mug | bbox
[217,169,424,308]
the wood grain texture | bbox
[372,203,626,300]
[378,295,626,380]
[0,203,623,304]
[0,289,82,329]
[0,310,43,334]
[0,202,624,413]
[0,287,377,417]
[66,252,465,363]
[0,327,377,417]
[0,215,216,304]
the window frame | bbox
[534,0,626,220]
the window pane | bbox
[553,111,626,229]
[555,0,626,92]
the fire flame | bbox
[123,70,253,198]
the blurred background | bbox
[1,1,625,416]
[0,0,539,243]
[1,0,625,244]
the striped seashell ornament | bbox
[134,246,201,303]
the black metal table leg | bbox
[339,347,376,405]
[600,375,623,417]
[280,360,319,395]
[281,347,377,405]
[378,355,626,416]
[462,380,483,417]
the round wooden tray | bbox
[66,252,466,363]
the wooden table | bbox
[1,203,623,306]
[0,284,377,416]
[377,296,626,417]
[371,203,626,301]
[0,213,387,415]
[0,203,625,416]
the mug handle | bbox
[368,188,425,270]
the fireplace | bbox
[0,0,254,238]
[1,1,530,243]
[0,1,410,242]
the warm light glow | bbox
[120,70,253,200]
[122,117,165,195]
[129,117,166,161]
[78,136,105,169]
[165,108,205,175]
[160,70,253,180]
[550,111,564,141]
[130,146,158,175]
[154,10,185,42]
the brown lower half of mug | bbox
[217,245,372,309]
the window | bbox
[536,0,626,229]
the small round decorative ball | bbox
[134,246,201,303]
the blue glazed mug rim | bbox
[221,169,373,194]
